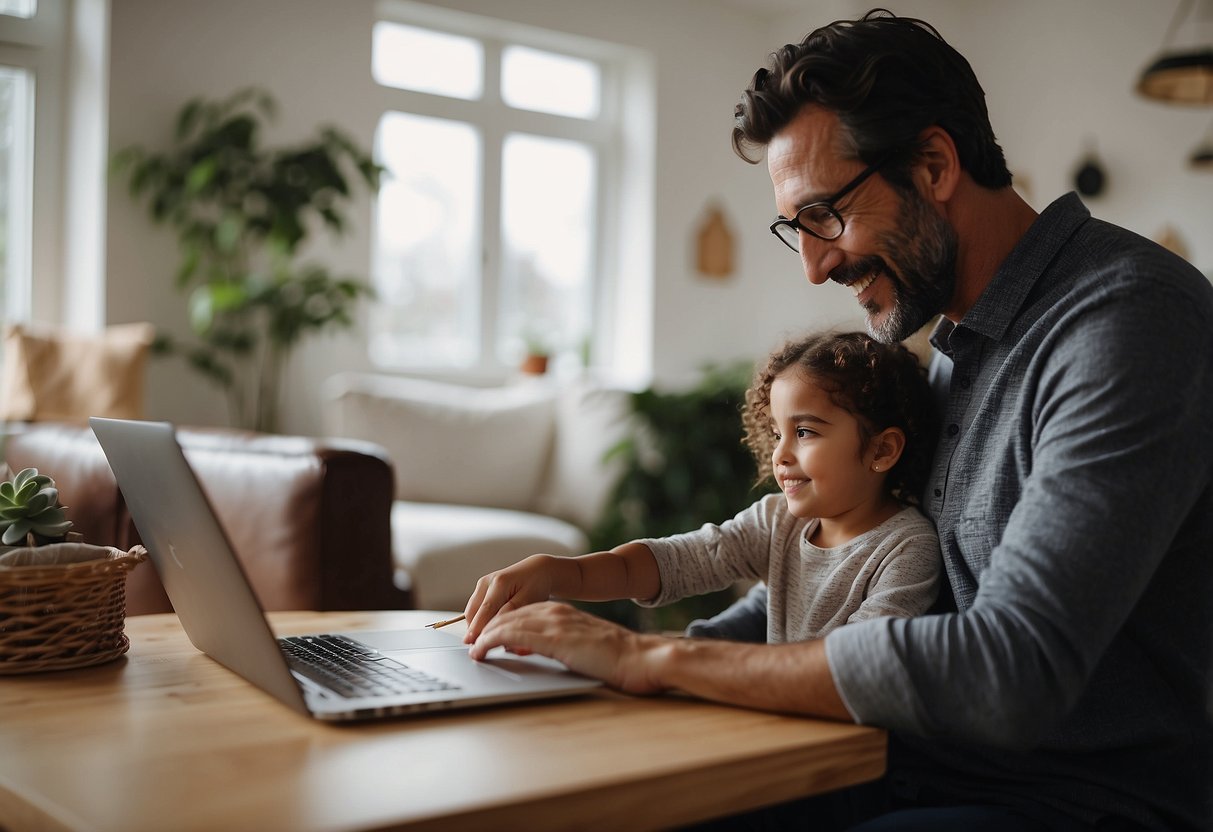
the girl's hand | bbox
[462,554,564,643]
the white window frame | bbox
[0,1,61,325]
[0,0,108,331]
[372,0,654,384]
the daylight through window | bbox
[371,9,621,375]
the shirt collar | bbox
[933,192,1090,350]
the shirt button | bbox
[947,423,959,437]
[958,376,971,389]
[934,488,942,497]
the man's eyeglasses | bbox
[769,155,891,252]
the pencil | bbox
[426,613,466,629]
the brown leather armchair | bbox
[4,423,412,614]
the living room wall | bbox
[105,0,1211,436]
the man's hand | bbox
[471,602,854,720]
[468,601,670,695]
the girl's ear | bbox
[868,427,906,473]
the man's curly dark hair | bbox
[733,8,1011,193]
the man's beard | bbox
[836,189,958,344]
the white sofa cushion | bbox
[535,381,631,529]
[391,501,588,611]
[327,374,557,513]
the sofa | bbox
[4,423,410,615]
[323,373,632,611]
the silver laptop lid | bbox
[89,417,309,714]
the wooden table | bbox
[0,611,886,832]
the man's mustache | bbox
[830,256,889,287]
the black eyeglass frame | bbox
[769,155,892,252]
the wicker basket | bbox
[0,543,147,674]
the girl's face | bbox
[768,369,891,534]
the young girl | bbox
[462,331,941,646]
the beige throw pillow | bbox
[0,322,156,422]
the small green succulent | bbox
[0,468,74,546]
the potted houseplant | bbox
[0,468,146,673]
[585,362,778,631]
[519,331,553,375]
[0,466,75,546]
[111,87,381,433]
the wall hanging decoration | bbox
[1072,144,1108,198]
[695,202,735,279]
[1189,119,1213,169]
[1154,225,1192,260]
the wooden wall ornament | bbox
[695,203,735,279]
[1154,225,1192,261]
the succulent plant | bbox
[0,468,74,546]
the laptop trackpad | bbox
[349,629,466,652]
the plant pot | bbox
[520,353,549,375]
[0,542,148,674]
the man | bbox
[467,10,1212,830]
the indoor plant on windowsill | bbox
[0,467,146,674]
[520,331,553,375]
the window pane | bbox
[501,46,600,119]
[372,112,481,368]
[372,21,483,100]
[0,0,36,19]
[499,133,595,364]
[0,65,33,324]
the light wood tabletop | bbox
[0,610,886,832]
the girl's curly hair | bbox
[742,331,938,505]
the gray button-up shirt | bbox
[825,193,1213,830]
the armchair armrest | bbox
[4,423,410,614]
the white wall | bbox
[105,0,1212,436]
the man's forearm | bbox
[644,635,854,721]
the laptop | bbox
[90,416,602,721]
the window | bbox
[370,2,651,379]
[0,1,35,20]
[372,111,481,367]
[0,0,102,331]
[0,64,32,324]
[0,3,41,325]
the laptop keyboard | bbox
[279,634,461,699]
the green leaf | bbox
[176,99,204,140]
[215,214,244,253]
[32,519,73,537]
[14,478,38,503]
[176,243,201,287]
[32,506,66,526]
[208,280,252,312]
[185,157,217,194]
[188,287,215,334]
[13,468,36,489]
[25,492,49,515]
[109,146,142,176]
[3,520,32,545]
